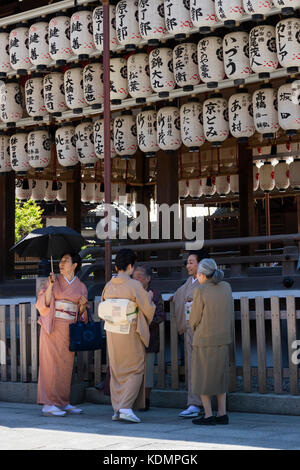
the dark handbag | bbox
[69,307,102,352]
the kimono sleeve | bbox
[134,282,156,325]
[189,287,204,332]
[36,281,52,317]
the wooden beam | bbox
[0,172,15,281]
[66,164,81,233]
[238,142,255,256]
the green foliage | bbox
[15,199,44,243]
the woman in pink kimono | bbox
[36,253,88,417]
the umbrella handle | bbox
[50,255,54,274]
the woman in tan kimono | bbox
[36,253,88,417]
[101,248,156,423]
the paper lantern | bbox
[49,15,72,65]
[93,182,104,204]
[93,5,118,52]
[70,7,95,60]
[116,0,142,50]
[157,106,182,152]
[31,179,47,202]
[0,29,12,77]
[114,111,138,159]
[43,72,68,117]
[273,0,299,14]
[230,174,239,194]
[149,47,175,97]
[57,181,67,203]
[9,25,30,75]
[278,81,300,136]
[228,90,255,141]
[83,61,104,109]
[190,0,218,31]
[110,182,119,204]
[243,0,274,20]
[16,179,32,201]
[275,160,289,191]
[29,20,51,69]
[10,131,29,175]
[259,162,275,193]
[203,94,229,146]
[44,180,57,203]
[276,17,300,72]
[28,127,51,171]
[127,53,152,101]
[219,147,236,168]
[188,179,202,198]
[25,75,47,120]
[0,133,11,173]
[223,31,251,83]
[180,99,205,151]
[164,0,193,39]
[215,0,244,26]
[75,119,97,168]
[138,0,166,44]
[94,118,117,160]
[64,65,85,113]
[216,175,230,197]
[197,36,225,86]
[173,42,200,90]
[253,164,260,191]
[289,158,300,189]
[253,84,279,138]
[202,176,216,197]
[249,25,278,77]
[55,124,78,168]
[179,180,189,199]
[0,79,23,125]
[110,56,129,104]
[136,107,159,157]
[81,182,95,204]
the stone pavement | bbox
[1,402,300,450]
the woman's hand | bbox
[48,272,55,285]
[78,295,88,311]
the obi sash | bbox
[55,300,77,321]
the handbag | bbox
[69,307,102,352]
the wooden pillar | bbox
[134,152,152,262]
[66,164,81,233]
[238,142,255,256]
[0,172,15,281]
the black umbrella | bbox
[10,226,86,272]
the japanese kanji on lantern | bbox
[28,126,51,172]
[179,179,189,199]
[110,56,129,104]
[16,179,32,201]
[190,0,218,32]
[127,53,152,102]
[180,99,205,152]
[197,36,225,87]
[43,71,68,117]
[157,105,182,152]
[278,80,300,136]
[216,175,230,197]
[70,7,95,60]
[203,94,229,146]
[149,47,175,97]
[57,181,67,203]
[29,20,51,70]
[173,42,200,91]
[253,84,279,139]
[0,132,11,173]
[75,118,97,168]
[10,130,30,175]
[228,90,255,142]
[243,0,275,21]
[0,28,12,77]
[114,110,138,159]
[116,0,141,50]
[259,161,275,193]
[273,0,299,15]
[31,179,47,202]
[289,158,300,189]
[9,24,30,75]
[215,0,244,27]
[138,0,166,45]
[249,24,278,78]
[230,174,239,194]
[25,74,48,121]
[0,79,23,125]
[64,65,85,114]
[55,123,78,168]
[276,17,300,73]
[48,14,72,66]
[275,159,290,191]
[44,180,57,203]
[223,31,251,84]
[81,181,95,204]
[253,163,260,191]
[202,176,216,197]
[93,5,118,53]
[83,61,104,110]
[164,0,193,39]
[188,179,202,198]
[136,106,159,157]
[94,118,117,160]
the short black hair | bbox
[133,264,152,278]
[115,248,137,271]
[188,248,210,263]
[62,253,82,274]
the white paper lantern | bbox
[253,164,260,191]
[216,175,230,196]
[44,180,57,203]
[273,0,299,14]
[278,81,300,136]
[31,179,47,202]
[81,182,95,204]
[203,94,229,145]
[215,0,244,25]
[25,75,47,120]
[93,5,118,53]
[289,158,300,189]
[94,118,117,160]
[10,131,29,175]
[0,133,11,173]
[202,176,216,197]
[149,47,175,97]
[110,182,119,204]
[29,20,51,69]
[190,0,218,30]
[275,160,289,191]
[64,66,85,113]
[57,181,67,203]
[138,0,166,44]
[49,15,72,65]
[110,56,129,104]
[180,99,205,151]
[116,0,142,49]
[253,85,279,138]
[93,182,104,204]
[228,91,255,141]
[230,174,239,194]
[276,17,300,72]
[136,107,159,157]
[157,106,182,152]
[164,0,193,39]
[55,124,78,168]
[243,0,275,20]
[75,119,97,168]
[83,61,104,109]
[127,53,152,101]
[173,42,200,90]
[114,111,138,159]
[43,72,68,117]
[9,25,30,74]
[188,179,202,198]
[219,147,236,168]
[259,162,275,192]
[0,79,23,125]
[197,36,225,86]
[179,179,189,198]
[16,179,32,201]
[0,29,12,77]
[28,127,51,171]
[223,31,251,82]
[70,8,95,59]
[249,25,278,77]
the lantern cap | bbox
[143,105,156,111]
[30,72,45,79]
[187,97,200,103]
[74,5,92,12]
[54,12,69,18]
[30,16,50,24]
[80,117,93,123]
[5,77,19,84]
[32,125,49,132]
[13,22,29,28]
[209,93,223,99]
[121,110,132,116]
[57,122,75,128]
[13,129,28,134]
[235,88,249,94]
[69,63,82,69]
[259,83,273,90]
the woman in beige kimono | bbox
[36,253,88,417]
[101,248,156,423]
